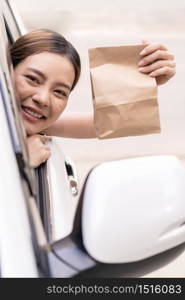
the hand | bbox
[138,40,176,85]
[27,134,52,168]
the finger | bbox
[148,66,176,78]
[141,39,150,45]
[139,60,176,74]
[43,145,52,153]
[140,43,168,56]
[41,149,51,163]
[138,50,175,66]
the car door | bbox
[0,0,86,278]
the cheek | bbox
[51,101,68,120]
[14,78,29,101]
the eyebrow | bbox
[27,68,71,91]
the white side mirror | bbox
[82,155,185,263]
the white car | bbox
[1,0,185,278]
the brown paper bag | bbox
[88,45,161,139]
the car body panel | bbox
[0,66,38,278]
[46,138,79,243]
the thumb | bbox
[141,39,150,45]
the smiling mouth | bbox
[21,106,46,121]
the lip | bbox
[22,105,47,118]
[21,105,47,122]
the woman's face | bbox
[14,52,75,135]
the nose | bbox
[32,87,50,107]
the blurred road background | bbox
[14,0,185,277]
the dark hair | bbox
[10,29,81,90]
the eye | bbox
[25,75,40,84]
[54,89,68,98]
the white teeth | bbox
[23,107,43,119]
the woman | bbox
[10,29,176,167]
[11,29,81,167]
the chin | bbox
[25,125,41,136]
[24,120,47,136]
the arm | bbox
[44,112,97,138]
[44,41,176,139]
